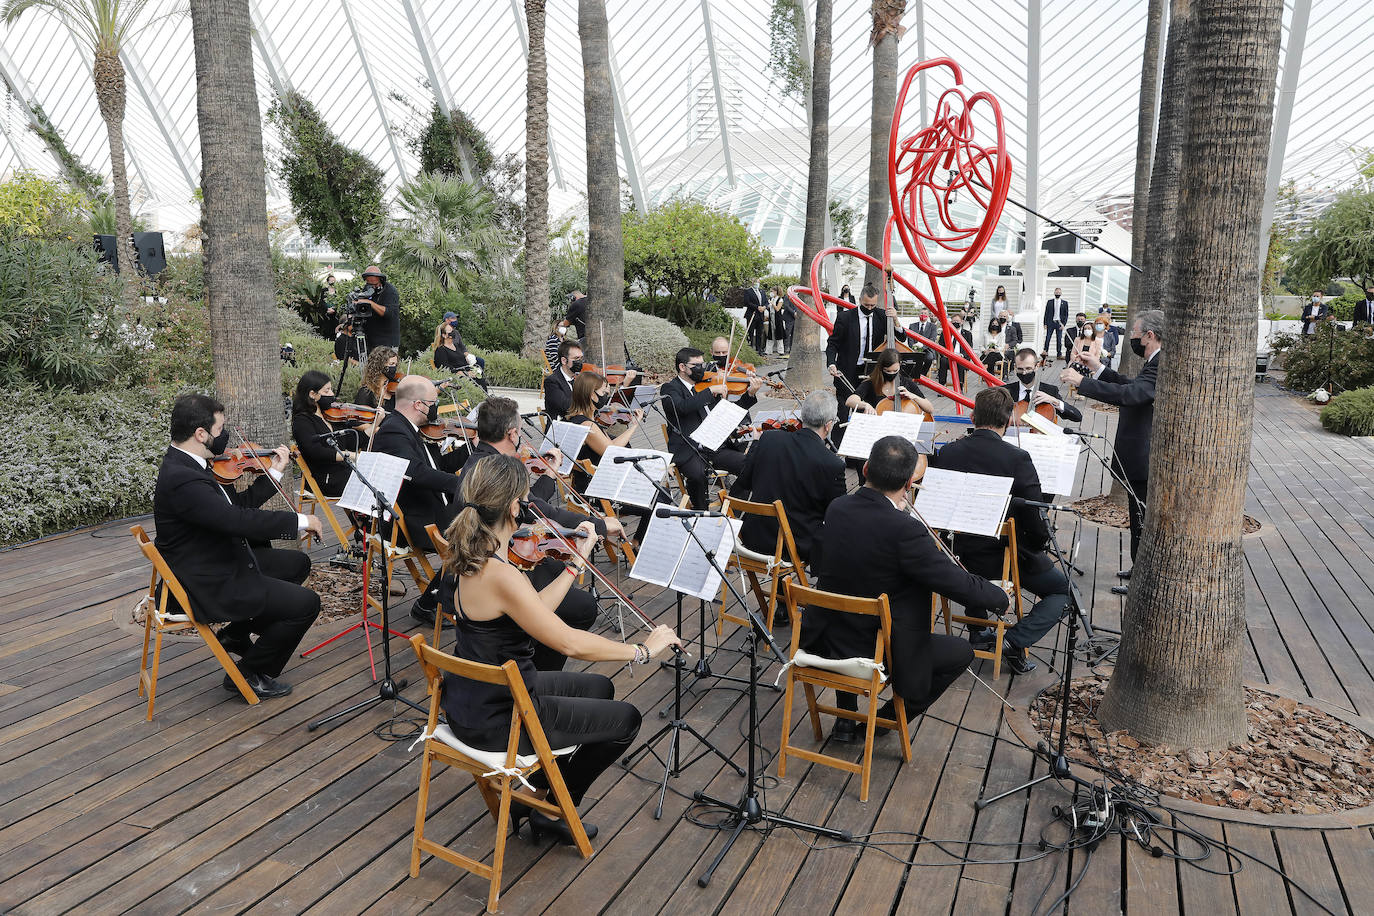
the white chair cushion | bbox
[429,723,577,769]
[734,542,791,569]
[791,650,887,682]
[141,593,189,624]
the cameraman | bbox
[356,265,400,351]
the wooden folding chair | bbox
[716,495,807,636]
[777,580,911,802]
[931,520,1024,679]
[424,524,455,646]
[130,525,258,718]
[293,449,356,549]
[366,505,435,609]
[407,635,591,911]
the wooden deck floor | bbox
[2,381,1372,915]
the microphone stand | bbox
[307,437,426,732]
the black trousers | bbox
[527,559,599,671]
[965,565,1071,651]
[677,443,748,510]
[1047,323,1063,357]
[837,633,973,721]
[221,548,320,678]
[938,357,968,389]
[1126,476,1148,561]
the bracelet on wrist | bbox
[634,643,650,664]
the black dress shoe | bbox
[1110,585,1129,596]
[1005,648,1036,675]
[1116,568,1132,580]
[526,808,597,845]
[830,718,861,743]
[224,671,292,699]
[772,608,792,628]
[967,628,995,651]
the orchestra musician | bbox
[803,436,1007,743]
[542,338,583,421]
[1000,347,1082,424]
[826,282,897,431]
[355,345,399,412]
[846,347,936,417]
[290,370,370,497]
[928,387,1073,674]
[564,372,654,543]
[436,453,682,843]
[153,394,323,700]
[660,347,762,510]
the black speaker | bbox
[92,231,167,275]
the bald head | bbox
[395,375,437,424]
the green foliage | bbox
[369,173,513,293]
[156,251,205,304]
[0,171,87,240]
[114,288,214,392]
[27,103,105,199]
[760,273,800,295]
[1320,386,1374,437]
[0,232,123,389]
[1272,324,1374,393]
[766,0,809,103]
[680,327,764,366]
[623,310,689,374]
[277,306,337,396]
[471,349,542,389]
[267,90,386,263]
[549,246,588,319]
[1286,187,1374,293]
[0,384,178,545]
[413,102,496,179]
[86,196,148,236]
[622,198,771,326]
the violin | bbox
[1012,399,1058,430]
[507,522,591,570]
[580,362,635,385]
[732,417,802,441]
[519,446,560,477]
[594,404,641,428]
[210,443,281,483]
[417,417,479,442]
[384,372,407,395]
[321,402,377,424]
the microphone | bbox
[311,430,349,442]
[612,454,657,464]
[764,367,788,377]
[520,410,544,419]
[1010,496,1080,513]
[655,506,725,519]
[1061,428,1106,440]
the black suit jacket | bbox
[1355,299,1374,324]
[1076,352,1159,481]
[566,296,587,338]
[371,411,460,547]
[152,448,300,623]
[659,376,756,461]
[729,428,845,563]
[1044,297,1069,329]
[929,429,1053,579]
[543,369,574,420]
[996,379,1083,424]
[802,488,1007,701]
[361,281,400,349]
[825,306,890,386]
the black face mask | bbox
[714,355,728,369]
[883,369,900,379]
[952,322,962,330]
[1076,320,1085,328]
[568,358,584,374]
[1017,371,1037,387]
[424,401,439,423]
[688,364,706,382]
[516,499,539,525]
[383,365,397,380]
[595,392,612,409]
[1130,337,1146,358]
[204,428,230,456]
[317,394,337,411]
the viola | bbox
[210,443,280,483]
[418,417,479,442]
[321,402,378,424]
[506,522,591,570]
[1012,399,1058,430]
[518,447,560,477]
[384,371,407,395]
[594,404,641,428]
[732,417,803,441]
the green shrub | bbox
[1320,386,1374,436]
[681,327,764,365]
[473,349,543,389]
[0,385,180,545]
[278,306,338,395]
[0,171,87,241]
[1272,324,1374,392]
[112,291,214,392]
[623,310,689,374]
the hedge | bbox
[1320,387,1374,437]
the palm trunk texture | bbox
[578,0,625,369]
[521,0,552,360]
[92,49,140,311]
[791,0,833,391]
[1120,0,1164,378]
[862,2,904,296]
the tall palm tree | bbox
[1120,0,1164,378]
[188,0,283,443]
[522,0,551,361]
[862,1,905,295]
[577,0,625,368]
[792,0,833,390]
[1097,0,1283,748]
[3,0,168,311]
[370,173,512,293]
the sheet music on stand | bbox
[914,468,1013,537]
[538,420,591,476]
[690,399,748,451]
[615,384,658,408]
[837,411,925,459]
[1003,433,1082,497]
[630,513,741,601]
[1018,408,1062,437]
[337,451,409,516]
[584,446,672,508]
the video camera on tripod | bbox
[335,285,376,331]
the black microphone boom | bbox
[654,505,725,519]
[612,454,658,464]
[764,367,788,377]
[1010,496,1080,513]
[1061,428,1107,440]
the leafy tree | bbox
[27,103,106,200]
[0,171,87,240]
[1285,186,1374,293]
[766,0,808,103]
[267,89,386,265]
[413,102,496,182]
[622,198,771,326]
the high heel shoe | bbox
[528,809,598,846]
[508,801,534,837]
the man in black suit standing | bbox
[729,389,845,576]
[803,436,1006,742]
[1043,287,1069,360]
[543,338,582,421]
[826,283,896,427]
[153,394,323,699]
[929,387,1072,674]
[1062,308,1163,592]
[1355,286,1374,326]
[742,281,771,353]
[566,291,588,341]
[1002,347,1082,423]
[661,347,761,509]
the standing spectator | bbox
[566,291,588,341]
[1043,287,1069,361]
[838,284,856,304]
[1355,285,1374,326]
[742,281,770,353]
[1301,291,1329,335]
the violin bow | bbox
[229,425,317,544]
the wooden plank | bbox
[1273,827,1347,916]
[1174,813,1237,916]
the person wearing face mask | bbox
[354,265,401,351]
[849,347,936,416]
[906,310,940,377]
[1354,287,1374,326]
[355,346,399,412]
[544,319,572,365]
[1062,312,1088,365]
[1094,315,1119,369]
[1043,287,1069,360]
[543,339,585,421]
[291,370,372,497]
[1062,309,1164,589]
[1301,291,1329,335]
[999,347,1081,423]
[826,283,899,428]
[661,347,762,509]
[565,372,653,541]
[153,394,323,700]
[937,310,975,389]
[433,315,488,389]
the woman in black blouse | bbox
[432,319,488,389]
[355,346,398,411]
[845,348,935,416]
[564,372,651,541]
[291,370,369,496]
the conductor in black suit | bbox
[543,338,582,421]
[1001,347,1082,424]
[153,394,323,699]
[929,387,1072,674]
[803,436,1007,742]
[729,389,845,579]
[660,347,761,509]
[1043,288,1069,359]
[1063,308,1163,590]
[826,283,896,431]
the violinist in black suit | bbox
[929,387,1072,674]
[153,394,323,699]
[826,283,897,437]
[542,338,582,421]
[1000,347,1082,424]
[1043,288,1070,359]
[803,436,1007,742]
[661,347,761,509]
[1063,308,1163,589]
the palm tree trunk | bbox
[1097,0,1283,749]
[1120,0,1164,379]
[521,0,552,360]
[578,0,625,368]
[792,0,833,390]
[190,0,286,444]
[862,1,905,295]
[92,50,139,311]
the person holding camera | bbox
[355,265,400,351]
